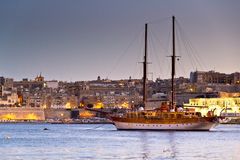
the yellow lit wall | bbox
[120,102,129,108]
[79,110,95,118]
[93,102,104,109]
[184,97,240,116]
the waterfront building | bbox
[176,92,218,107]
[190,70,240,84]
[0,92,19,106]
[0,77,19,107]
[184,95,240,116]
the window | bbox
[176,114,182,118]
[163,114,168,118]
[170,114,175,119]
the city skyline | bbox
[0,0,239,81]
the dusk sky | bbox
[0,0,239,81]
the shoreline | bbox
[0,119,113,124]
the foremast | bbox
[171,16,176,111]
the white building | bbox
[46,80,58,89]
[0,93,18,106]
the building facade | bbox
[190,71,240,84]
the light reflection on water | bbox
[0,124,239,160]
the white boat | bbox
[219,113,240,124]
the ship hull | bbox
[113,121,217,131]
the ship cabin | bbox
[125,111,202,119]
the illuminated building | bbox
[190,71,240,84]
[184,97,240,116]
[93,101,104,109]
[0,92,18,106]
[35,73,44,82]
[79,110,95,118]
[0,108,45,121]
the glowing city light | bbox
[25,113,38,120]
[93,102,104,109]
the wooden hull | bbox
[111,117,218,131]
[113,121,217,131]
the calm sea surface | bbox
[0,123,239,160]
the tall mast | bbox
[143,23,148,108]
[171,16,176,111]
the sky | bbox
[0,0,239,81]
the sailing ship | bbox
[109,16,219,131]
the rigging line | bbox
[180,29,201,69]
[149,30,159,78]
[186,35,207,70]
[175,37,188,78]
[148,28,157,79]
[106,27,144,78]
[175,21,199,70]
[136,31,146,79]
[157,40,170,78]
[175,25,184,59]
[182,33,198,70]
[175,20,207,70]
[182,30,203,70]
[148,27,163,78]
[150,25,171,56]
[150,17,172,79]
[175,20,197,66]
[132,31,145,79]
[163,21,173,79]
[175,27,187,77]
[176,24,196,70]
[149,24,172,79]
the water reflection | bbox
[0,124,240,160]
[139,132,149,160]
[168,132,177,159]
[138,131,178,160]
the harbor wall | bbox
[44,109,72,120]
[0,108,89,121]
[0,108,45,121]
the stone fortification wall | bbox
[44,109,71,120]
[0,108,78,121]
[0,108,45,121]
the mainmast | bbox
[171,16,176,111]
[143,23,148,108]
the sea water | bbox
[0,123,239,160]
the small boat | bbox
[109,16,219,131]
[219,113,240,124]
